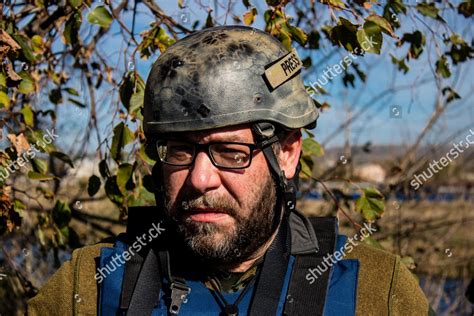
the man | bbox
[28,26,430,315]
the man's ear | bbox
[278,130,302,179]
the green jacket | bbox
[28,213,429,315]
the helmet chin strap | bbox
[252,122,298,233]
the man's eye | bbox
[212,145,250,165]
[170,145,192,152]
[220,148,245,155]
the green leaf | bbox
[64,87,80,96]
[87,6,113,28]
[64,12,82,45]
[31,35,44,54]
[31,159,48,174]
[27,130,57,153]
[356,21,382,54]
[442,86,461,103]
[18,71,35,94]
[99,159,110,178]
[68,98,86,108]
[307,30,320,49]
[447,40,473,65]
[339,17,358,33]
[401,256,416,270]
[355,188,385,221]
[329,18,361,53]
[13,200,26,218]
[49,88,63,104]
[458,1,474,17]
[353,63,366,82]
[27,171,55,181]
[302,56,312,68]
[416,2,439,19]
[302,138,324,157]
[390,54,410,74]
[50,151,74,168]
[119,72,145,114]
[263,9,272,24]
[449,34,465,45]
[11,34,36,62]
[87,175,101,197]
[110,122,135,161]
[20,105,34,126]
[117,163,134,194]
[399,31,425,59]
[303,128,315,138]
[139,144,157,165]
[37,227,46,246]
[105,176,124,206]
[299,155,314,178]
[52,200,72,228]
[278,29,292,51]
[36,186,54,199]
[205,11,214,28]
[68,0,83,8]
[127,185,156,207]
[366,14,396,38]
[289,25,307,46]
[342,72,355,87]
[0,72,6,87]
[0,91,10,108]
[436,55,451,78]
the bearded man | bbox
[28,26,430,316]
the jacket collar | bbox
[289,209,319,255]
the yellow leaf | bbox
[0,91,10,108]
[243,8,257,26]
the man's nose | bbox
[186,151,221,194]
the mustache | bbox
[175,195,238,217]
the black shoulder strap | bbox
[118,253,144,314]
[126,248,163,315]
[117,206,164,314]
[283,216,337,316]
[248,218,291,315]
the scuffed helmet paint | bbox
[143,25,319,135]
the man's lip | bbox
[184,208,231,222]
[187,212,231,222]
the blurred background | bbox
[0,0,473,314]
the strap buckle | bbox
[253,122,275,138]
[169,281,191,315]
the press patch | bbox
[262,49,302,91]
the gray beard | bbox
[165,176,278,265]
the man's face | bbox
[161,125,278,264]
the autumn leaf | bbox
[7,133,30,154]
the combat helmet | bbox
[143,25,318,134]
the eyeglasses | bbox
[156,140,261,169]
